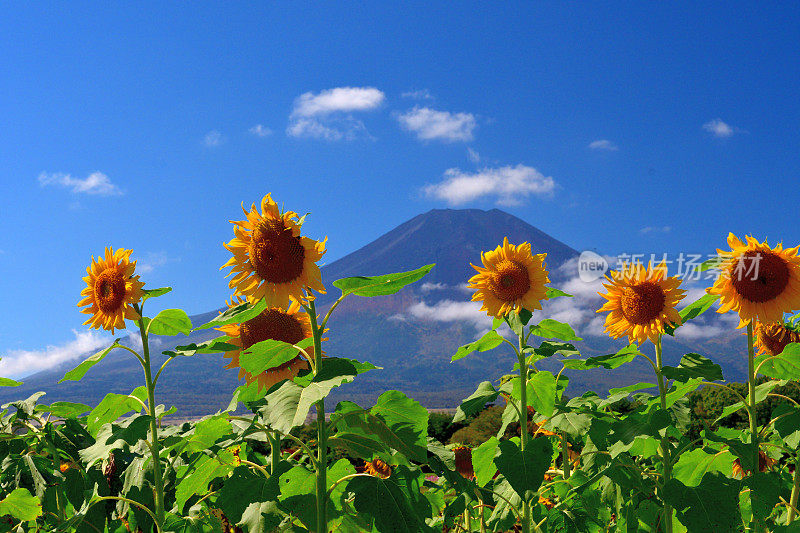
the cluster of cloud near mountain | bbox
[0,330,109,379]
[422,164,556,206]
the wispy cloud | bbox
[0,330,110,378]
[423,164,556,206]
[467,148,481,163]
[38,172,122,196]
[136,251,178,274]
[203,130,224,147]
[287,87,385,140]
[639,226,672,235]
[397,107,476,142]
[703,118,736,138]
[401,89,434,100]
[249,124,273,137]
[588,139,618,151]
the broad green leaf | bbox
[561,344,641,370]
[451,330,504,362]
[0,488,41,521]
[773,403,800,448]
[453,381,510,423]
[332,264,434,297]
[216,464,285,526]
[755,342,800,380]
[599,382,656,408]
[35,402,91,419]
[162,336,238,357]
[59,340,122,383]
[86,388,146,437]
[280,459,355,529]
[664,473,741,531]
[239,338,314,375]
[665,294,720,335]
[506,308,533,336]
[328,432,390,459]
[524,371,556,417]
[346,467,435,533]
[80,415,152,467]
[193,298,267,331]
[0,375,21,387]
[744,472,781,521]
[472,437,500,487]
[147,308,192,336]
[545,287,573,299]
[141,287,172,303]
[662,352,723,382]
[714,379,786,423]
[494,438,552,499]
[529,319,582,341]
[370,390,429,462]
[671,448,733,487]
[175,454,232,512]
[530,341,580,359]
[184,415,232,453]
[548,410,592,438]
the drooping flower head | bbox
[216,297,313,392]
[732,448,774,479]
[364,458,392,479]
[753,321,800,356]
[597,261,685,345]
[78,247,145,334]
[222,194,326,307]
[452,445,475,479]
[708,233,800,328]
[468,237,549,318]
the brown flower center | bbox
[453,446,474,479]
[248,220,305,284]
[757,323,798,356]
[489,260,531,302]
[239,309,306,351]
[730,250,790,303]
[94,269,126,313]
[620,282,666,325]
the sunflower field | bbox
[4,193,800,533]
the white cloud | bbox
[401,89,434,100]
[467,148,481,163]
[408,300,490,332]
[639,226,672,235]
[0,330,110,378]
[249,124,273,137]
[38,171,122,196]
[423,164,556,206]
[136,251,177,274]
[703,118,736,138]
[287,86,385,141]
[420,282,447,292]
[588,139,618,151]
[203,130,224,147]
[397,107,477,142]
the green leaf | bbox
[184,415,232,454]
[80,414,152,467]
[370,390,429,462]
[561,344,641,370]
[192,298,267,331]
[773,404,800,448]
[453,381,509,423]
[161,336,238,357]
[58,340,122,383]
[671,448,733,487]
[346,468,435,533]
[695,256,722,273]
[530,341,580,359]
[451,330,504,362]
[663,473,741,531]
[529,319,582,341]
[665,294,720,335]
[0,488,41,521]
[86,388,146,437]
[549,410,592,438]
[147,308,192,336]
[545,287,573,299]
[744,472,781,521]
[328,432,390,459]
[755,343,800,380]
[494,438,552,499]
[175,454,232,513]
[35,402,91,419]
[280,459,355,529]
[662,352,723,382]
[0,375,21,387]
[524,371,557,417]
[141,287,172,303]
[332,264,434,297]
[472,437,500,487]
[239,338,313,375]
[714,380,785,423]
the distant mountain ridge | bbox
[0,208,744,416]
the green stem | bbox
[746,322,765,532]
[464,508,472,532]
[560,432,571,480]
[654,336,673,533]
[516,330,531,533]
[270,431,281,476]
[788,460,800,525]
[137,314,165,529]
[309,299,328,533]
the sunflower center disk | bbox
[93,270,127,313]
[730,250,790,303]
[248,222,306,284]
[240,310,306,353]
[620,282,666,325]
[489,260,531,301]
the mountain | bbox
[0,208,746,417]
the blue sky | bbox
[1,2,799,376]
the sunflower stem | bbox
[270,431,281,476]
[654,336,673,533]
[136,314,165,529]
[308,299,328,533]
[789,460,800,524]
[746,322,765,531]
[516,329,531,533]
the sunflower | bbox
[753,321,800,356]
[216,297,313,392]
[597,261,685,346]
[364,458,392,479]
[452,446,475,479]
[731,448,775,479]
[221,194,326,307]
[708,233,800,328]
[469,237,549,318]
[78,247,145,334]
